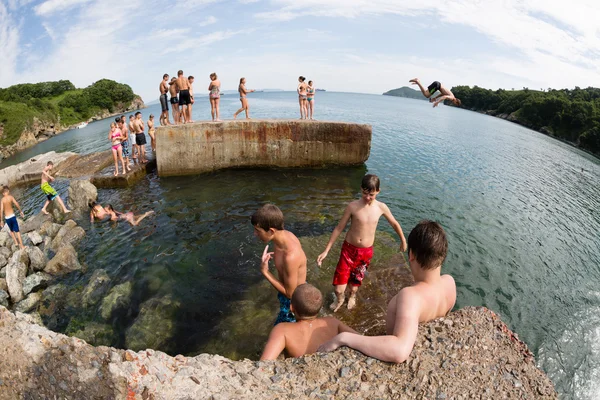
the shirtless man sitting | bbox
[177,70,192,124]
[252,204,307,325]
[260,283,357,360]
[409,78,461,108]
[318,220,456,363]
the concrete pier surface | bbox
[155,119,372,177]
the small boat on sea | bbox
[76,122,88,129]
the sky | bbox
[1,0,600,102]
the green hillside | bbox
[0,79,136,146]
[382,86,426,100]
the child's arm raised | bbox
[381,203,407,252]
[260,325,286,360]
[317,204,353,266]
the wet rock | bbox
[39,221,62,239]
[81,269,111,308]
[0,232,10,247]
[126,296,181,351]
[22,272,53,297]
[27,246,48,273]
[19,213,52,234]
[0,289,8,307]
[15,291,42,313]
[0,267,5,278]
[0,278,6,292]
[11,249,30,268]
[51,220,85,251]
[44,243,82,276]
[6,261,27,303]
[0,246,11,260]
[67,180,98,214]
[27,231,43,246]
[0,254,8,269]
[70,322,116,347]
[99,282,132,320]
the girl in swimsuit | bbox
[89,201,111,222]
[108,122,126,176]
[208,72,221,122]
[297,76,308,120]
[307,80,316,120]
[234,77,255,120]
[147,114,156,152]
[104,204,154,226]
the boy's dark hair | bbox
[163,73,169,79]
[129,115,134,119]
[291,283,323,319]
[135,111,141,117]
[88,200,97,208]
[178,70,183,76]
[47,161,53,166]
[2,186,9,193]
[115,117,121,123]
[407,220,448,270]
[361,174,380,192]
[251,204,284,231]
[188,75,194,80]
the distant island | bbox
[0,79,144,159]
[382,86,426,100]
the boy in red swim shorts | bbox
[317,174,407,311]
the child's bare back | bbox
[1,195,15,216]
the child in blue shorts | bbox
[1,186,25,249]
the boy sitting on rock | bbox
[318,220,456,363]
[260,283,357,360]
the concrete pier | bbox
[155,119,372,176]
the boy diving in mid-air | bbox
[410,78,461,108]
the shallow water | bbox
[4,92,600,399]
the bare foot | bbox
[114,171,118,176]
[330,294,345,312]
[19,245,25,250]
[233,114,237,119]
[347,296,357,310]
[246,117,252,120]
[63,209,72,214]
[41,209,49,215]
[216,119,222,122]
[409,78,419,83]
[126,166,132,171]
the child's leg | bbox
[131,211,154,226]
[41,199,50,214]
[330,284,347,312]
[347,285,360,310]
[410,78,431,97]
[15,232,24,249]
[55,196,71,213]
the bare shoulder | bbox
[376,200,390,212]
[347,199,361,212]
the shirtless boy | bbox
[128,115,138,160]
[40,161,70,215]
[260,283,357,360]
[134,112,147,163]
[318,220,456,363]
[317,174,407,311]
[177,70,191,123]
[1,186,25,249]
[169,77,179,124]
[409,78,461,108]
[187,76,195,123]
[116,117,132,171]
[159,74,171,126]
[252,204,307,324]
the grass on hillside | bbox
[0,101,57,146]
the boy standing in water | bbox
[318,220,456,363]
[252,204,307,324]
[409,78,461,108]
[261,283,358,360]
[317,174,407,311]
[1,186,25,249]
[40,161,70,215]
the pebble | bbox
[270,375,283,384]
[340,367,351,378]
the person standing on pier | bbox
[234,77,255,120]
[208,73,221,122]
[169,77,179,124]
[252,204,307,325]
[116,117,132,171]
[188,76,195,123]
[147,114,156,152]
[134,112,148,163]
[307,80,316,120]
[297,76,308,119]
[177,70,192,123]
[128,115,138,160]
[159,74,171,126]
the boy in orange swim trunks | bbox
[317,174,407,311]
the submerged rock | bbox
[70,322,116,347]
[81,269,111,308]
[99,281,132,320]
[44,243,82,276]
[15,291,42,313]
[125,296,181,351]
[22,272,53,297]
[5,261,27,303]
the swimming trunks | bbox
[179,90,191,106]
[135,133,147,146]
[121,139,130,158]
[428,81,441,96]
[332,241,374,287]
[170,96,179,105]
[274,293,296,325]
[40,182,58,201]
[5,215,18,233]
[160,94,169,112]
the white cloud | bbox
[0,2,20,86]
[162,30,248,55]
[198,15,218,27]
[34,0,93,16]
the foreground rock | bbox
[0,306,556,399]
